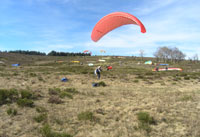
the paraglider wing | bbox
[83,50,92,55]
[83,50,89,53]
[91,12,146,42]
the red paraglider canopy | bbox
[91,12,146,42]
[83,50,92,55]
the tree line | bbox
[0,50,91,56]
[153,46,186,63]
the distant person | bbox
[156,66,159,72]
[94,66,102,79]
[165,66,168,71]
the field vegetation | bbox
[0,53,200,137]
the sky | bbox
[0,0,200,57]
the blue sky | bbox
[0,0,200,57]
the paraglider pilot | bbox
[94,66,102,79]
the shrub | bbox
[137,112,156,133]
[30,73,37,77]
[98,81,106,87]
[59,92,73,99]
[0,89,19,105]
[48,88,60,95]
[78,111,95,121]
[145,72,154,75]
[137,112,156,125]
[36,106,47,113]
[40,124,72,137]
[48,96,63,104]
[17,98,34,107]
[8,89,19,101]
[184,76,190,80]
[20,90,33,99]
[64,88,79,94]
[0,89,8,105]
[33,113,47,123]
[180,95,193,101]
[7,108,17,116]
[136,75,144,79]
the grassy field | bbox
[0,53,200,137]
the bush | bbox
[7,108,17,116]
[137,112,156,124]
[64,88,79,94]
[133,80,139,83]
[180,95,193,101]
[49,88,78,99]
[33,113,47,123]
[78,111,95,121]
[0,89,8,105]
[40,124,72,137]
[184,76,190,80]
[0,89,19,105]
[59,92,73,99]
[98,81,106,87]
[137,112,156,133]
[145,72,154,75]
[20,90,33,99]
[48,88,60,95]
[48,96,63,104]
[17,98,34,107]
[36,106,47,113]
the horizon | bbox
[0,0,200,58]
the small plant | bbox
[137,112,156,133]
[180,95,193,101]
[137,112,156,125]
[59,92,73,99]
[78,111,95,121]
[36,106,47,113]
[184,76,190,80]
[145,72,154,75]
[133,80,139,83]
[33,113,47,123]
[17,98,34,107]
[20,90,33,99]
[48,88,60,95]
[0,89,19,105]
[64,88,79,94]
[48,96,63,104]
[7,108,17,116]
[98,81,106,87]
[40,124,72,137]
[136,75,144,79]
[30,72,37,77]
[38,76,44,81]
[0,89,9,105]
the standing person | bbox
[94,66,102,79]
[156,66,159,72]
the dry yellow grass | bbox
[0,56,200,137]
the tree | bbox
[153,46,186,63]
[139,49,145,61]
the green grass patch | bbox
[40,124,72,137]
[36,106,47,113]
[180,95,193,101]
[137,112,156,133]
[78,111,96,122]
[17,98,34,107]
[34,113,47,123]
[184,76,190,80]
[98,81,106,87]
[7,108,17,116]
